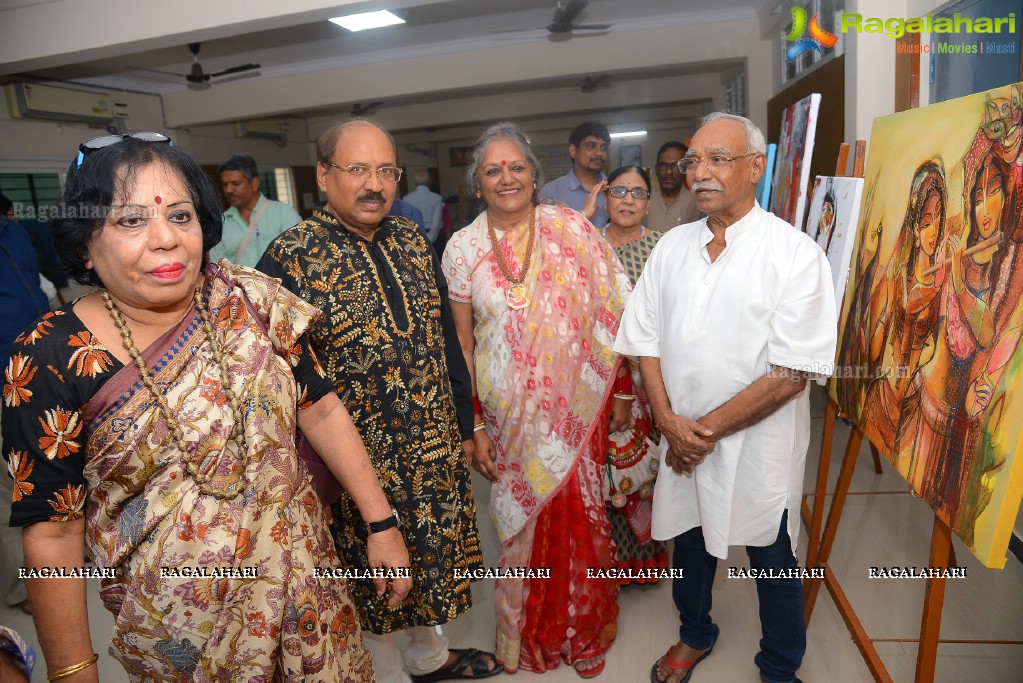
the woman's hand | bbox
[608,397,634,434]
[470,428,500,482]
[366,527,412,607]
[583,181,608,223]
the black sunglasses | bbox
[76,132,173,169]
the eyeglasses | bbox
[606,186,650,199]
[325,162,403,183]
[676,152,758,175]
[76,132,172,169]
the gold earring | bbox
[476,191,481,199]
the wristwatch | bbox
[366,508,400,534]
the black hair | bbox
[569,122,611,147]
[0,193,12,216]
[53,137,223,287]
[656,141,687,159]
[606,165,651,191]
[219,154,258,180]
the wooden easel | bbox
[800,140,961,683]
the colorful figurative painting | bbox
[770,93,821,230]
[805,176,864,301]
[831,82,1023,568]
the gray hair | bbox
[316,118,397,165]
[414,168,430,186]
[699,112,767,154]
[465,122,544,204]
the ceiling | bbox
[0,0,795,141]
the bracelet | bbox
[614,393,636,401]
[473,395,483,415]
[473,422,488,433]
[47,653,99,680]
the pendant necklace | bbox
[487,208,536,309]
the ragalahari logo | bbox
[785,6,839,62]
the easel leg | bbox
[804,400,837,584]
[804,426,863,626]
[870,443,883,474]
[915,515,953,683]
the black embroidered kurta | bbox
[256,207,482,633]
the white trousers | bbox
[362,625,450,683]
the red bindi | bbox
[154,196,162,204]
[501,160,507,166]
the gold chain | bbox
[101,284,247,499]
[487,207,536,285]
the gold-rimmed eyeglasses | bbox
[676,152,758,175]
[325,162,403,183]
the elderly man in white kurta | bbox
[615,113,836,683]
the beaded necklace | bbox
[101,284,247,500]
[486,207,537,309]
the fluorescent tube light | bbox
[609,130,647,138]
[330,10,405,32]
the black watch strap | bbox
[367,508,399,534]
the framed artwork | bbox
[449,146,472,167]
[804,175,864,300]
[831,81,1023,568]
[619,145,641,168]
[770,92,821,231]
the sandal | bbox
[410,648,504,682]
[649,644,713,683]
[574,656,606,679]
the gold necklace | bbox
[487,207,536,309]
[101,285,248,500]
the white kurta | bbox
[613,203,837,559]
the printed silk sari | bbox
[81,263,373,682]
[445,205,630,673]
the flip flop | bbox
[410,648,504,683]
[649,644,713,683]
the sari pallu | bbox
[81,263,373,682]
[465,205,629,672]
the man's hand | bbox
[366,527,412,607]
[582,181,608,223]
[657,412,715,472]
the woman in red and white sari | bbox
[442,122,632,679]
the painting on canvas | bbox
[770,93,821,230]
[830,82,1023,568]
[805,176,864,301]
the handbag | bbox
[603,402,659,508]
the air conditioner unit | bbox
[5,83,113,124]
[235,118,290,140]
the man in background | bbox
[539,121,611,226]
[402,169,444,243]
[210,155,301,267]
[647,141,701,231]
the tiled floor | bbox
[3,386,1022,681]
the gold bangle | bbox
[47,653,99,680]
[473,422,488,433]
[614,393,636,401]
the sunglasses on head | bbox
[75,132,173,169]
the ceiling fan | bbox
[351,101,383,117]
[491,0,611,39]
[580,74,611,93]
[139,43,260,87]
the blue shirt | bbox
[389,198,426,234]
[210,194,302,268]
[539,169,608,226]
[402,186,444,242]
[0,218,50,371]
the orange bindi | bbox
[155,196,162,204]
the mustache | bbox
[690,180,723,192]
[357,191,387,203]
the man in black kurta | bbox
[257,120,498,683]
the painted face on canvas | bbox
[916,191,942,258]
